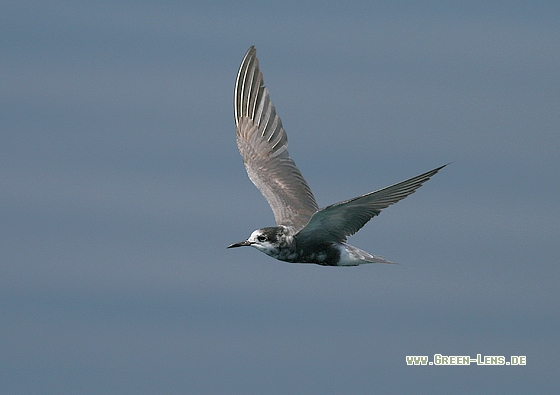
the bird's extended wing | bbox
[234,46,318,231]
[296,165,447,242]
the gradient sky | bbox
[2,1,559,394]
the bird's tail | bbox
[343,243,395,265]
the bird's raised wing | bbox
[234,46,318,231]
[296,165,447,242]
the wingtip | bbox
[243,46,257,59]
[431,162,450,176]
[235,46,260,127]
[426,162,450,177]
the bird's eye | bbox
[257,235,267,242]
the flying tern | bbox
[228,46,446,266]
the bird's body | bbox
[228,46,446,266]
[231,226,382,266]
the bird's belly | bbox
[291,241,342,266]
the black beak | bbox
[227,240,251,248]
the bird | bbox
[228,46,446,266]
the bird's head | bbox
[227,227,284,255]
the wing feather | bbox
[234,47,319,231]
[296,165,447,242]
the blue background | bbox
[2,1,559,393]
